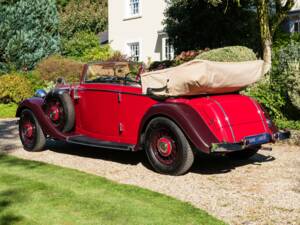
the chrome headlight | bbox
[34,89,47,98]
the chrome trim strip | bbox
[211,99,236,142]
[249,98,267,132]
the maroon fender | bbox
[16,97,68,140]
[137,102,219,153]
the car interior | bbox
[84,62,142,87]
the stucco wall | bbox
[108,0,167,63]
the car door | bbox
[75,83,120,142]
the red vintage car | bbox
[16,62,290,175]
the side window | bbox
[129,0,139,16]
[128,42,140,62]
[162,37,174,61]
[294,21,300,33]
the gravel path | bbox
[1,118,299,225]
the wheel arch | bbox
[136,103,219,154]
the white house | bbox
[108,0,174,63]
[286,0,300,32]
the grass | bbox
[0,155,226,225]
[0,103,18,118]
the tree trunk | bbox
[256,0,272,74]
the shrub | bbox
[277,41,300,111]
[197,46,257,62]
[148,60,177,71]
[243,77,286,120]
[0,0,60,72]
[62,31,100,58]
[59,0,107,39]
[0,73,33,103]
[36,55,84,83]
[81,45,113,62]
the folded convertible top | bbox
[141,60,266,97]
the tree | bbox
[0,0,60,73]
[207,0,295,73]
[164,0,260,54]
[59,0,108,39]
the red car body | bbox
[16,62,289,175]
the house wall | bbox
[108,0,167,63]
[284,0,300,32]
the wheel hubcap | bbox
[157,137,173,157]
[49,105,60,122]
[23,122,34,138]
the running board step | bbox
[66,135,134,151]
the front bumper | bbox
[211,131,291,153]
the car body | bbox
[16,62,290,175]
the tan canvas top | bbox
[141,59,265,97]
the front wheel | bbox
[19,109,46,152]
[145,117,194,175]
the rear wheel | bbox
[227,147,260,160]
[145,117,194,175]
[19,109,46,152]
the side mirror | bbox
[56,77,66,85]
[34,89,47,98]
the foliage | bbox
[148,60,177,71]
[0,103,18,118]
[36,55,84,83]
[0,73,33,104]
[0,0,60,73]
[243,77,285,120]
[81,45,113,62]
[62,31,100,57]
[275,119,300,130]
[0,155,226,225]
[277,41,300,111]
[164,0,259,54]
[59,0,107,39]
[197,46,257,62]
[175,50,201,64]
[61,31,112,62]
[22,71,47,92]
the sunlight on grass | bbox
[0,103,18,118]
[0,155,226,225]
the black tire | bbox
[44,92,75,133]
[19,109,46,152]
[227,146,260,160]
[145,117,194,175]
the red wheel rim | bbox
[20,112,36,148]
[45,98,66,130]
[149,128,178,165]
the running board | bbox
[66,135,134,151]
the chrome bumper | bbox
[211,131,291,153]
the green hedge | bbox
[197,46,257,62]
[0,73,33,103]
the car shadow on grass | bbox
[46,140,275,175]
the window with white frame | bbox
[294,21,300,32]
[162,38,174,60]
[128,42,140,62]
[129,0,140,16]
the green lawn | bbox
[0,103,18,118]
[0,155,226,225]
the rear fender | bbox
[16,97,67,140]
[137,103,219,153]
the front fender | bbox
[16,97,67,140]
[137,103,218,153]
